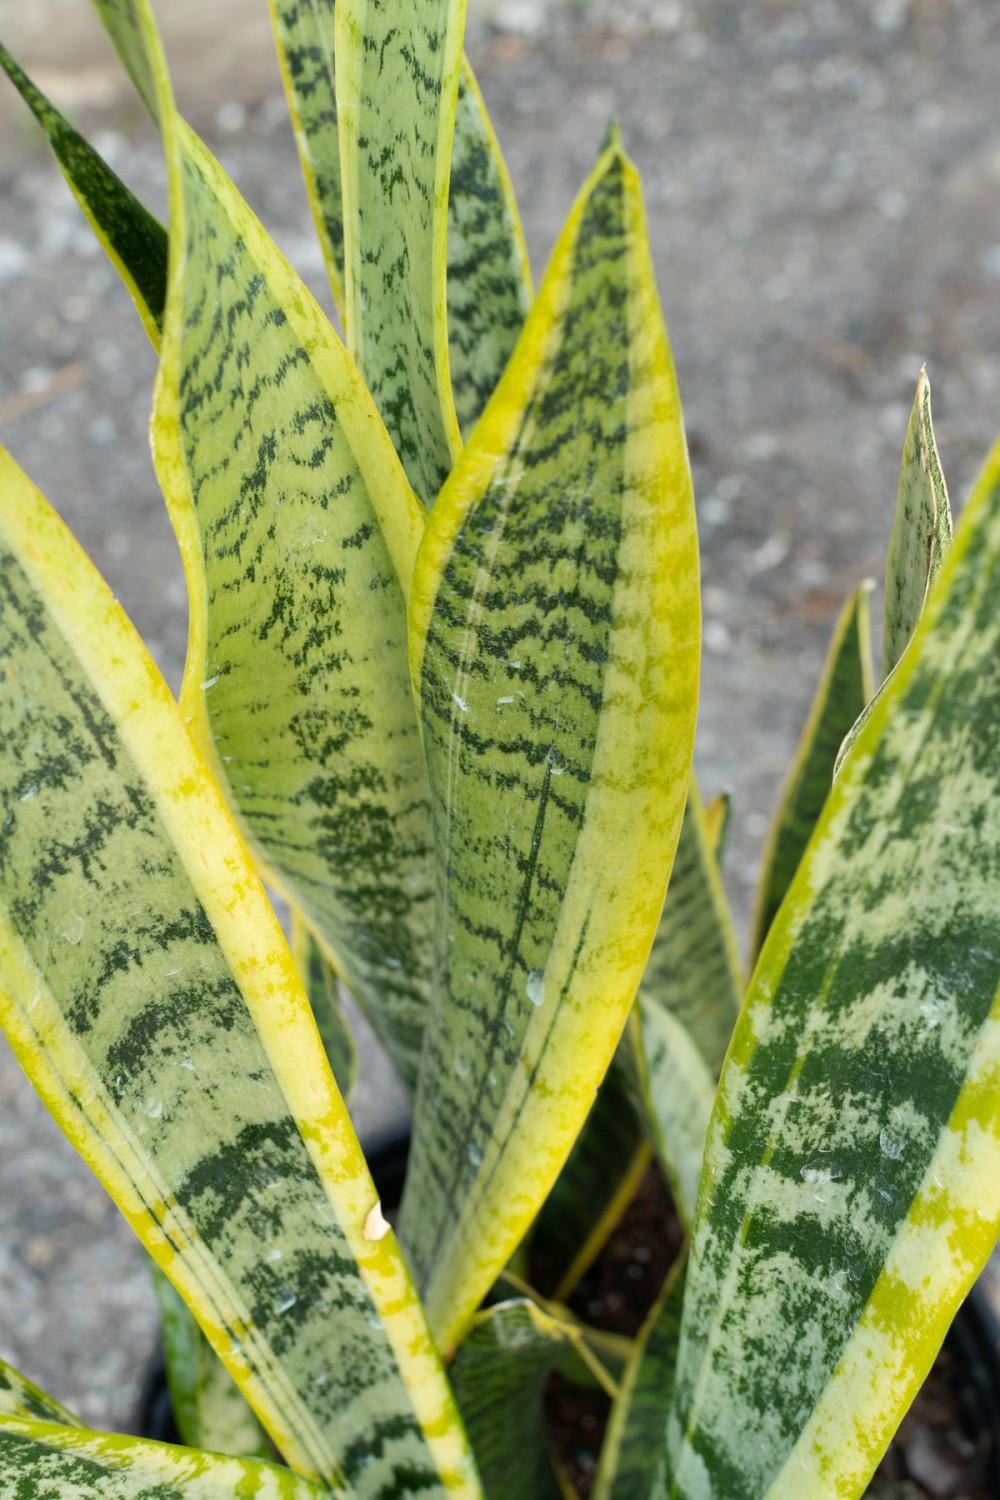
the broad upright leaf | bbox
[0,1417,322,1499]
[529,1055,650,1301]
[450,1299,611,1500]
[270,3,532,436]
[150,1263,271,1460]
[0,1360,79,1428]
[336,0,466,503]
[665,441,1000,1499]
[291,911,356,1100]
[0,44,166,345]
[642,782,743,1080]
[398,134,700,1351]
[100,0,436,1083]
[751,582,874,957]
[592,1258,686,1500]
[448,61,533,437]
[0,448,479,1496]
[883,367,952,676]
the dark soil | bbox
[544,1163,996,1499]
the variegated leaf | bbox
[0,447,480,1496]
[752,583,874,957]
[0,43,165,345]
[0,1360,79,1428]
[450,1299,613,1500]
[336,0,466,504]
[270,4,532,439]
[95,0,437,1084]
[529,1056,650,1301]
[883,367,952,677]
[447,60,533,438]
[398,133,700,1351]
[291,911,356,1101]
[268,0,347,307]
[592,1257,686,1500]
[0,1417,322,1499]
[665,440,1000,1499]
[150,1263,271,1460]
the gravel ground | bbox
[2,0,1000,1433]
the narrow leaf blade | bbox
[336,0,466,503]
[631,1002,715,1229]
[666,442,1000,1499]
[267,0,346,306]
[702,791,731,864]
[0,447,479,1496]
[448,61,533,438]
[0,44,166,344]
[642,782,743,1082]
[593,1259,686,1500]
[883,367,952,676]
[399,136,700,1351]
[751,582,874,957]
[0,1360,80,1429]
[530,1056,650,1301]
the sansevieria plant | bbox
[1,3,999,1497]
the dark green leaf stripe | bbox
[642,782,743,1080]
[0,1417,322,1499]
[268,0,347,306]
[529,1054,650,1301]
[448,61,533,439]
[150,1262,271,1459]
[0,1360,79,1429]
[450,1300,600,1500]
[0,43,166,345]
[751,583,874,958]
[883,367,952,677]
[665,441,1000,1498]
[291,910,356,1101]
[593,1258,686,1500]
[398,135,700,1351]
[0,448,480,1495]
[336,0,466,504]
[124,4,436,1085]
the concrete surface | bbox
[1,0,1000,1432]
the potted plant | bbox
[0,1,998,1496]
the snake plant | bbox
[1,3,999,1497]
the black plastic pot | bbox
[137,1128,411,1444]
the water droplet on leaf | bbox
[526,970,545,1008]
